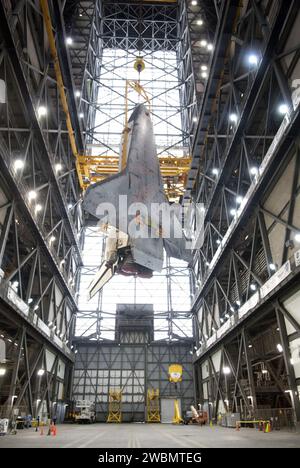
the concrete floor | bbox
[0,423,299,448]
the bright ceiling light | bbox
[230,307,234,313]
[212,168,219,176]
[79,112,84,118]
[193,116,197,122]
[248,54,259,66]
[37,369,45,376]
[75,90,81,97]
[222,366,231,375]
[250,283,257,291]
[13,159,24,170]
[55,163,63,172]
[236,196,243,204]
[191,0,197,5]
[229,113,238,123]
[68,203,73,209]
[49,235,56,243]
[28,190,37,201]
[200,40,207,47]
[35,204,42,213]
[0,368,6,376]
[66,37,73,45]
[201,65,208,71]
[201,71,208,78]
[37,106,47,118]
[294,233,300,243]
[277,343,283,353]
[216,238,221,245]
[278,103,289,115]
[269,263,276,271]
[250,166,258,175]
[207,43,213,51]
[248,344,253,348]
[236,300,241,306]
[196,19,203,25]
[28,298,33,304]
[230,209,237,216]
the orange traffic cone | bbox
[52,424,57,436]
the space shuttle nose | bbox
[128,103,148,123]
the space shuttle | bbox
[82,104,192,299]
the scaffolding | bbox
[147,389,160,423]
[107,390,122,423]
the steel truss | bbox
[0,1,84,416]
[66,0,198,200]
[75,226,192,342]
[189,0,300,423]
[0,309,73,420]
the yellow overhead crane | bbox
[40,0,190,200]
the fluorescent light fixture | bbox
[201,65,208,71]
[248,344,253,348]
[14,159,24,170]
[37,369,45,376]
[200,40,207,47]
[278,103,289,115]
[37,106,47,118]
[201,71,208,78]
[222,366,231,375]
[66,37,73,45]
[262,369,268,374]
[191,0,197,5]
[28,190,37,201]
[0,368,6,376]
[229,113,238,123]
[277,343,283,353]
[196,19,203,25]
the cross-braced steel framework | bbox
[75,226,192,342]
[67,0,200,201]
[0,0,82,418]
[189,0,300,425]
